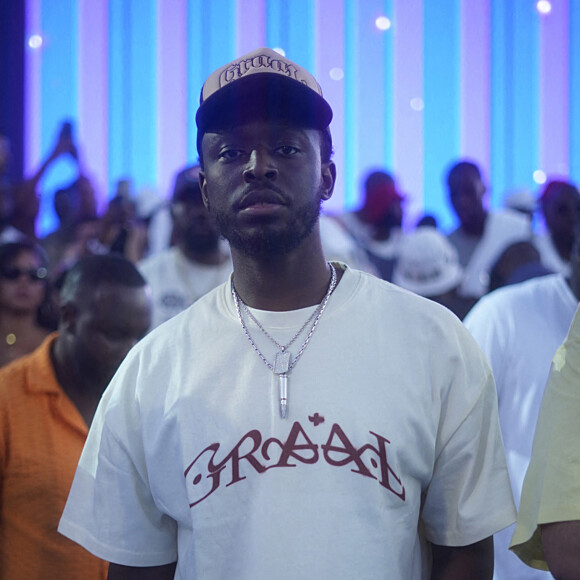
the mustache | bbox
[235,185,288,210]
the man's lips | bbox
[237,190,287,211]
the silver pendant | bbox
[274,350,291,374]
[278,373,288,418]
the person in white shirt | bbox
[446,160,531,298]
[463,215,580,579]
[59,47,515,580]
[534,180,580,277]
[138,165,232,328]
[335,170,405,280]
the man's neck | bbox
[0,309,38,334]
[230,243,339,312]
[50,338,106,427]
[550,233,573,262]
[461,212,487,238]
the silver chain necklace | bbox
[231,263,337,418]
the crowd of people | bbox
[0,46,579,579]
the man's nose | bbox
[243,149,278,182]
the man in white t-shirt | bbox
[463,223,580,578]
[446,160,530,298]
[59,47,515,580]
[533,179,580,277]
[138,165,232,328]
[335,170,405,281]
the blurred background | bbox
[1,0,579,235]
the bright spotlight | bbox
[329,67,344,81]
[536,1,552,14]
[28,34,43,49]
[533,170,547,184]
[410,98,424,111]
[375,16,392,31]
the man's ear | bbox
[320,162,337,202]
[199,171,210,210]
[58,302,77,334]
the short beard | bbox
[211,189,323,260]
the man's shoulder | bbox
[488,208,531,233]
[465,274,565,329]
[485,273,563,304]
[355,271,468,336]
[0,336,59,402]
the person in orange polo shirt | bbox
[0,253,152,579]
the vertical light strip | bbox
[236,0,266,56]
[423,0,460,232]
[382,0,395,172]
[157,0,188,198]
[355,0,387,182]
[266,0,287,49]
[393,0,423,225]
[204,1,236,76]
[539,1,570,179]
[571,0,580,181]
[314,0,346,211]
[512,4,539,191]
[128,0,157,193]
[343,0,358,208]
[78,0,108,210]
[286,0,315,70]
[108,0,131,191]
[187,0,204,161]
[490,0,513,207]
[459,1,490,181]
[39,0,79,234]
[24,0,42,175]
[192,1,235,161]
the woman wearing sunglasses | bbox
[0,241,55,367]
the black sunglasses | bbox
[0,266,48,282]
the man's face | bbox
[449,170,486,228]
[71,283,151,387]
[543,186,580,243]
[171,196,220,253]
[199,120,335,259]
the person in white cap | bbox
[392,226,476,319]
[59,47,515,580]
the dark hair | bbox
[0,240,57,330]
[197,126,333,169]
[446,160,482,189]
[364,170,395,192]
[540,180,580,208]
[59,254,147,305]
[0,240,48,271]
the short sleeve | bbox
[422,335,516,546]
[510,306,580,569]
[58,355,178,567]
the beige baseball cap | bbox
[195,47,333,135]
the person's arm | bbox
[541,520,580,580]
[430,537,494,580]
[107,562,177,580]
